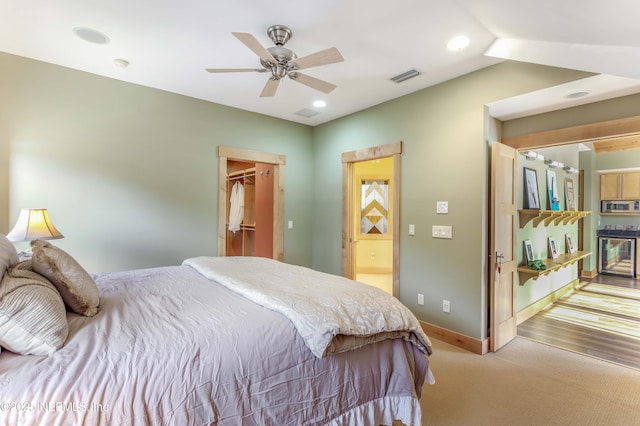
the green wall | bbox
[0,52,315,272]
[311,61,590,340]
[5,50,628,342]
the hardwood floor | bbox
[518,273,640,370]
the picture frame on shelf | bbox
[523,167,541,209]
[547,170,560,211]
[565,178,576,211]
[524,239,534,263]
[566,233,576,254]
[548,236,559,259]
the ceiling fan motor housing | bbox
[267,25,292,46]
[261,46,298,79]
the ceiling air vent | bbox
[390,69,421,83]
[294,108,320,118]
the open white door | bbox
[489,141,518,351]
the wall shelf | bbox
[518,251,591,284]
[518,210,590,228]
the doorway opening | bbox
[217,146,285,261]
[353,158,394,294]
[342,142,402,297]
[490,114,640,351]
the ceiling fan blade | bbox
[289,72,337,93]
[290,47,344,70]
[206,68,266,73]
[260,78,281,97]
[232,32,276,64]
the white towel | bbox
[228,181,244,233]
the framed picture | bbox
[547,170,560,211]
[523,168,540,209]
[566,233,576,254]
[524,239,534,263]
[565,178,576,211]
[548,236,559,259]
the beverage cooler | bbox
[598,236,636,277]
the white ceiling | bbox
[2,0,640,125]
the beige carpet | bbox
[420,337,640,425]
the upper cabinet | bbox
[600,172,640,200]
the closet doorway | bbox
[217,146,285,261]
[342,142,402,297]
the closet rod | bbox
[227,172,255,181]
[227,167,256,178]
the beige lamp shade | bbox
[6,208,64,242]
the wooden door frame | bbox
[342,141,402,297]
[218,146,286,261]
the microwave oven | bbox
[601,200,640,213]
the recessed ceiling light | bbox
[565,91,591,99]
[447,35,470,51]
[313,100,327,108]
[73,27,110,44]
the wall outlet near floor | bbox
[418,293,424,306]
[443,299,450,313]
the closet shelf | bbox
[518,251,591,284]
[518,210,590,228]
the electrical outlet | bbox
[418,294,424,306]
[443,299,450,313]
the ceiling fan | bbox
[206,25,344,97]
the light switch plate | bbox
[432,225,453,239]
[409,224,415,235]
[436,201,448,214]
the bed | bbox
[0,235,433,425]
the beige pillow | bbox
[31,240,99,317]
[0,262,68,355]
[1,233,19,275]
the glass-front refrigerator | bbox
[598,237,636,277]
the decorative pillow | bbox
[0,261,68,355]
[31,240,99,317]
[1,233,19,275]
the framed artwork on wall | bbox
[548,236,559,259]
[566,233,576,254]
[547,170,560,211]
[565,178,576,211]
[524,239,534,263]
[523,167,540,209]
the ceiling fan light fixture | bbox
[390,69,421,83]
[207,25,343,97]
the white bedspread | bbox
[0,264,431,425]
[183,256,432,359]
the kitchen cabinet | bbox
[600,172,640,200]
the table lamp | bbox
[6,208,64,242]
